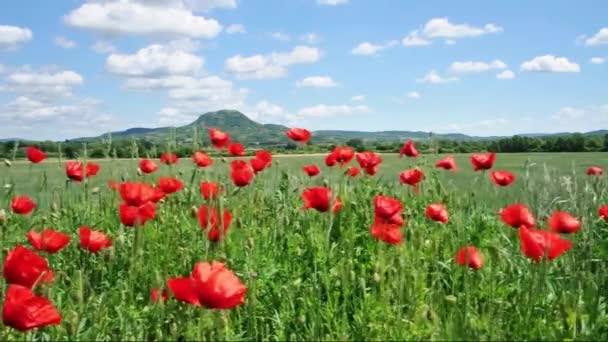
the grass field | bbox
[1,151,608,340]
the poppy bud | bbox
[322,178,329,187]
[3,159,11,167]
[190,205,198,218]
[0,209,6,225]
[137,168,143,176]
[373,272,381,282]
[4,183,12,190]
[51,202,59,212]
[179,171,184,176]
[91,187,100,195]
[445,295,457,304]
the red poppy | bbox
[11,196,36,215]
[139,159,158,174]
[333,196,343,214]
[587,166,604,176]
[151,288,169,303]
[286,128,312,144]
[599,205,608,221]
[119,202,156,227]
[25,146,46,164]
[167,261,246,309]
[500,203,536,229]
[79,227,112,253]
[330,146,355,166]
[160,153,179,165]
[26,229,70,254]
[490,170,515,186]
[150,187,166,203]
[255,150,272,168]
[425,203,449,224]
[302,187,333,213]
[200,182,222,200]
[455,246,483,270]
[198,205,232,242]
[370,223,403,245]
[2,245,53,288]
[230,160,255,186]
[227,143,245,157]
[346,167,360,177]
[108,180,120,191]
[158,177,184,194]
[548,211,580,234]
[86,163,100,177]
[193,151,213,168]
[373,195,404,226]
[65,161,100,182]
[399,168,424,193]
[435,155,458,171]
[325,153,337,167]
[119,182,156,206]
[303,164,320,177]
[2,284,61,331]
[209,128,231,149]
[519,227,572,262]
[250,157,267,174]
[399,140,418,158]
[356,151,383,175]
[470,152,496,171]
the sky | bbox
[0,0,607,140]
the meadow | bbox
[1,150,608,340]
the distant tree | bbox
[603,134,608,152]
[63,145,77,159]
[346,138,365,152]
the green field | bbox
[1,152,608,340]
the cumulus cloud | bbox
[520,55,580,73]
[0,25,33,49]
[1,68,84,98]
[351,40,398,56]
[417,70,459,84]
[225,46,321,79]
[297,104,368,118]
[584,28,608,46]
[226,24,246,34]
[270,31,291,42]
[407,91,421,99]
[317,0,348,5]
[449,60,507,73]
[590,57,605,64]
[54,36,77,49]
[64,0,222,39]
[296,76,338,88]
[300,32,321,44]
[496,70,515,79]
[402,18,502,47]
[92,41,116,54]
[402,30,431,46]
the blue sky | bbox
[0,0,607,140]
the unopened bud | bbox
[445,295,457,304]
[221,157,227,163]
[322,178,330,187]
[0,209,6,225]
[3,159,11,167]
[373,272,381,283]
[178,171,184,176]
[137,168,143,176]
[190,205,198,218]
[91,187,100,195]
[4,184,12,190]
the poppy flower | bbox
[167,261,247,309]
[160,153,179,165]
[227,143,245,157]
[490,170,515,187]
[587,166,604,176]
[325,153,337,167]
[470,152,496,171]
[303,164,320,177]
[250,157,267,174]
[150,187,166,203]
[548,211,580,234]
[370,223,403,245]
[209,128,231,149]
[519,227,572,262]
[193,151,213,168]
[139,159,158,174]
[27,229,70,254]
[302,187,332,213]
[500,203,536,229]
[108,180,120,191]
[435,156,458,171]
[200,182,222,200]
[119,202,156,227]
[198,205,232,242]
[230,160,255,187]
[330,146,355,166]
[150,288,169,303]
[333,196,343,214]
[255,150,272,168]
[599,205,608,221]
[399,140,418,158]
[455,246,484,270]
[346,167,360,177]
[119,182,157,206]
[2,245,53,288]
[2,284,61,331]
[286,128,312,144]
[11,196,36,215]
[356,151,383,175]
[25,147,46,164]
[373,195,404,226]
[158,177,184,194]
[79,227,112,253]
[65,161,100,182]
[399,168,425,193]
[425,203,449,224]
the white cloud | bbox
[0,25,33,49]
[423,18,502,39]
[106,42,204,77]
[417,70,459,84]
[226,24,245,34]
[584,28,608,46]
[402,30,431,46]
[1,68,84,98]
[182,0,237,12]
[249,100,296,125]
[297,104,368,118]
[551,105,608,131]
[225,46,321,79]
[92,41,116,54]
[296,76,338,88]
[590,57,606,65]
[54,36,77,49]
[351,95,365,102]
[496,70,515,79]
[449,60,506,73]
[407,91,420,99]
[270,32,291,42]
[520,55,580,73]
[317,0,348,5]
[445,39,456,45]
[351,40,398,55]
[300,32,321,44]
[64,0,222,39]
